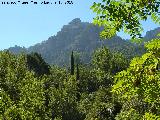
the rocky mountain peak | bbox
[69,18,81,25]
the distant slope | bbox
[6,18,160,66]
[6,45,27,54]
[143,27,160,42]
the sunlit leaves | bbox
[115,108,141,120]
[90,0,160,39]
[112,39,160,119]
[145,38,160,52]
[18,71,45,119]
[0,51,46,119]
[151,12,160,24]
[143,112,160,120]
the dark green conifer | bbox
[76,63,79,80]
[71,51,74,75]
[76,63,81,101]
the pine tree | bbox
[71,51,74,75]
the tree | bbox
[90,0,160,39]
[92,47,112,72]
[48,75,85,120]
[76,64,80,80]
[26,52,50,76]
[112,39,160,119]
[0,51,46,119]
[79,86,122,120]
[70,51,74,75]
[92,46,128,74]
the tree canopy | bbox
[90,0,160,39]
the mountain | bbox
[5,18,160,66]
[7,45,27,54]
[143,27,160,42]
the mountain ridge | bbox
[5,18,160,66]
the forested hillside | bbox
[6,18,160,66]
[1,38,160,119]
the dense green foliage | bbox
[90,0,160,119]
[1,36,160,119]
[92,47,129,74]
[0,51,45,119]
[91,0,160,39]
[0,46,127,119]
[112,39,160,119]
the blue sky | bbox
[0,0,159,50]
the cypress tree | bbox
[76,63,81,101]
[156,63,159,71]
[71,51,74,75]
[76,63,79,80]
